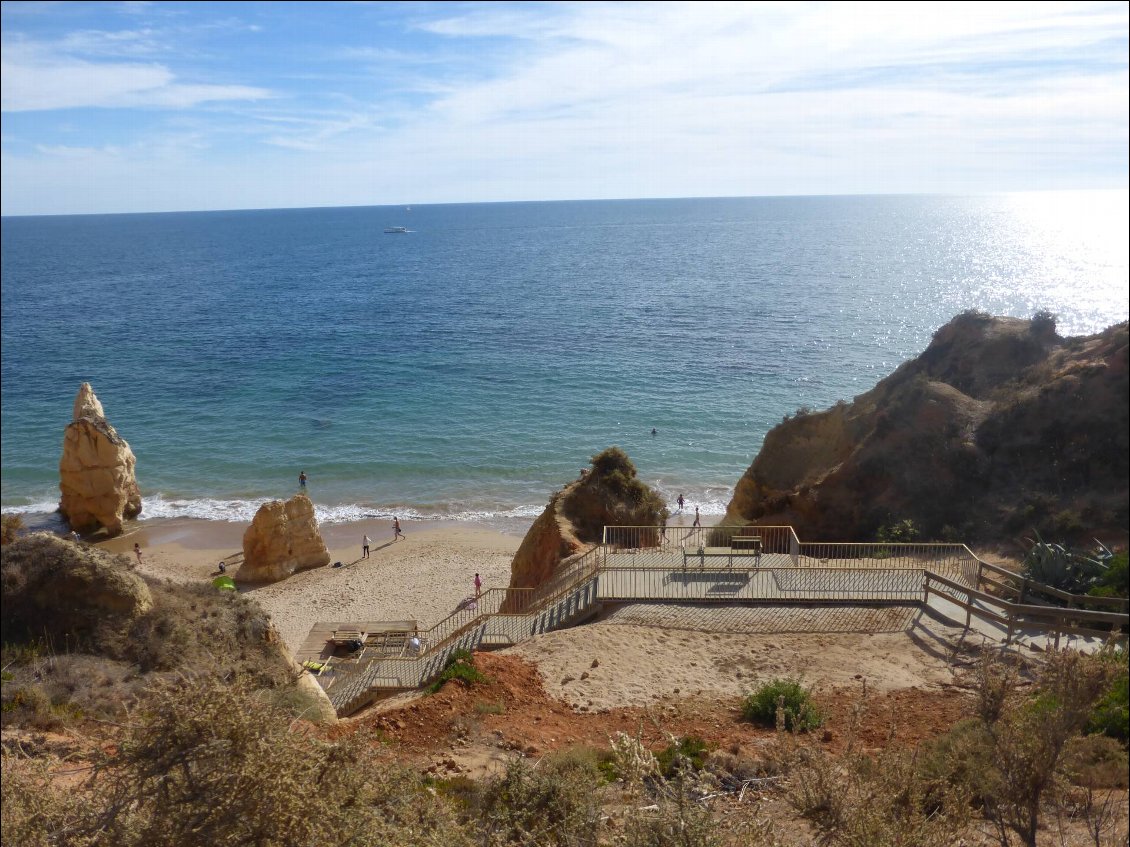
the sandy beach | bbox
[92,510,718,656]
[91,512,974,722]
[97,517,527,654]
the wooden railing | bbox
[322,526,1128,714]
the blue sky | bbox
[2,0,1127,215]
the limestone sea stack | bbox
[58,383,143,537]
[238,493,331,584]
[506,447,667,606]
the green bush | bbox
[1089,551,1128,598]
[1087,651,1128,744]
[742,678,822,731]
[655,735,709,779]
[428,649,487,693]
[877,518,919,544]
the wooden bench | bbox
[682,536,762,570]
[731,536,763,555]
[331,629,365,646]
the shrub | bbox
[742,679,822,732]
[1087,649,1128,744]
[1089,551,1129,598]
[1030,309,1058,338]
[791,745,969,847]
[1060,734,1129,789]
[428,649,487,693]
[876,518,919,544]
[76,677,470,847]
[656,735,709,779]
[1,514,24,545]
[475,756,602,847]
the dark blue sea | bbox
[3,194,1127,527]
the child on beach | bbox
[474,572,482,598]
[133,543,143,564]
[362,535,371,558]
[692,506,701,528]
[677,494,685,512]
[393,517,405,541]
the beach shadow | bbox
[210,550,244,577]
[670,571,751,586]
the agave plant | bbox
[1022,531,1109,594]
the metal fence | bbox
[321,524,1126,715]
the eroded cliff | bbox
[724,313,1129,543]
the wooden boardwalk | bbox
[303,528,1126,716]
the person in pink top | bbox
[474,572,482,598]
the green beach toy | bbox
[212,575,236,591]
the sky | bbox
[1,1,1127,216]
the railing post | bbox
[1019,577,1028,604]
[965,588,972,631]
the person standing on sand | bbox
[362,534,371,559]
[692,506,701,528]
[393,517,405,541]
[133,543,143,564]
[474,572,482,598]
[299,471,308,490]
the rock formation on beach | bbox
[58,383,143,537]
[507,448,667,598]
[238,493,331,583]
[724,312,1130,544]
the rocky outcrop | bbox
[507,448,666,600]
[724,313,1130,544]
[58,383,142,537]
[0,532,152,641]
[237,493,330,583]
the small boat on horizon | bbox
[383,226,412,234]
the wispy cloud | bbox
[0,1,1125,214]
[0,30,270,111]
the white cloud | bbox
[0,41,270,112]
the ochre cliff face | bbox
[238,493,331,583]
[58,383,143,537]
[507,492,585,592]
[724,314,1129,544]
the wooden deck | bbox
[296,620,418,666]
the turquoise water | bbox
[2,193,1127,527]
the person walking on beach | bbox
[298,470,308,490]
[133,543,143,564]
[692,506,701,528]
[362,534,371,559]
[474,572,482,598]
[393,517,405,541]
[677,494,685,512]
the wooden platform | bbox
[296,620,418,665]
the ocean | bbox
[2,193,1127,529]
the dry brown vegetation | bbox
[4,633,1127,847]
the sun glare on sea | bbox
[993,190,1129,335]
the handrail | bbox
[974,559,1128,612]
[324,525,1127,712]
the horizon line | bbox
[4,187,1127,221]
